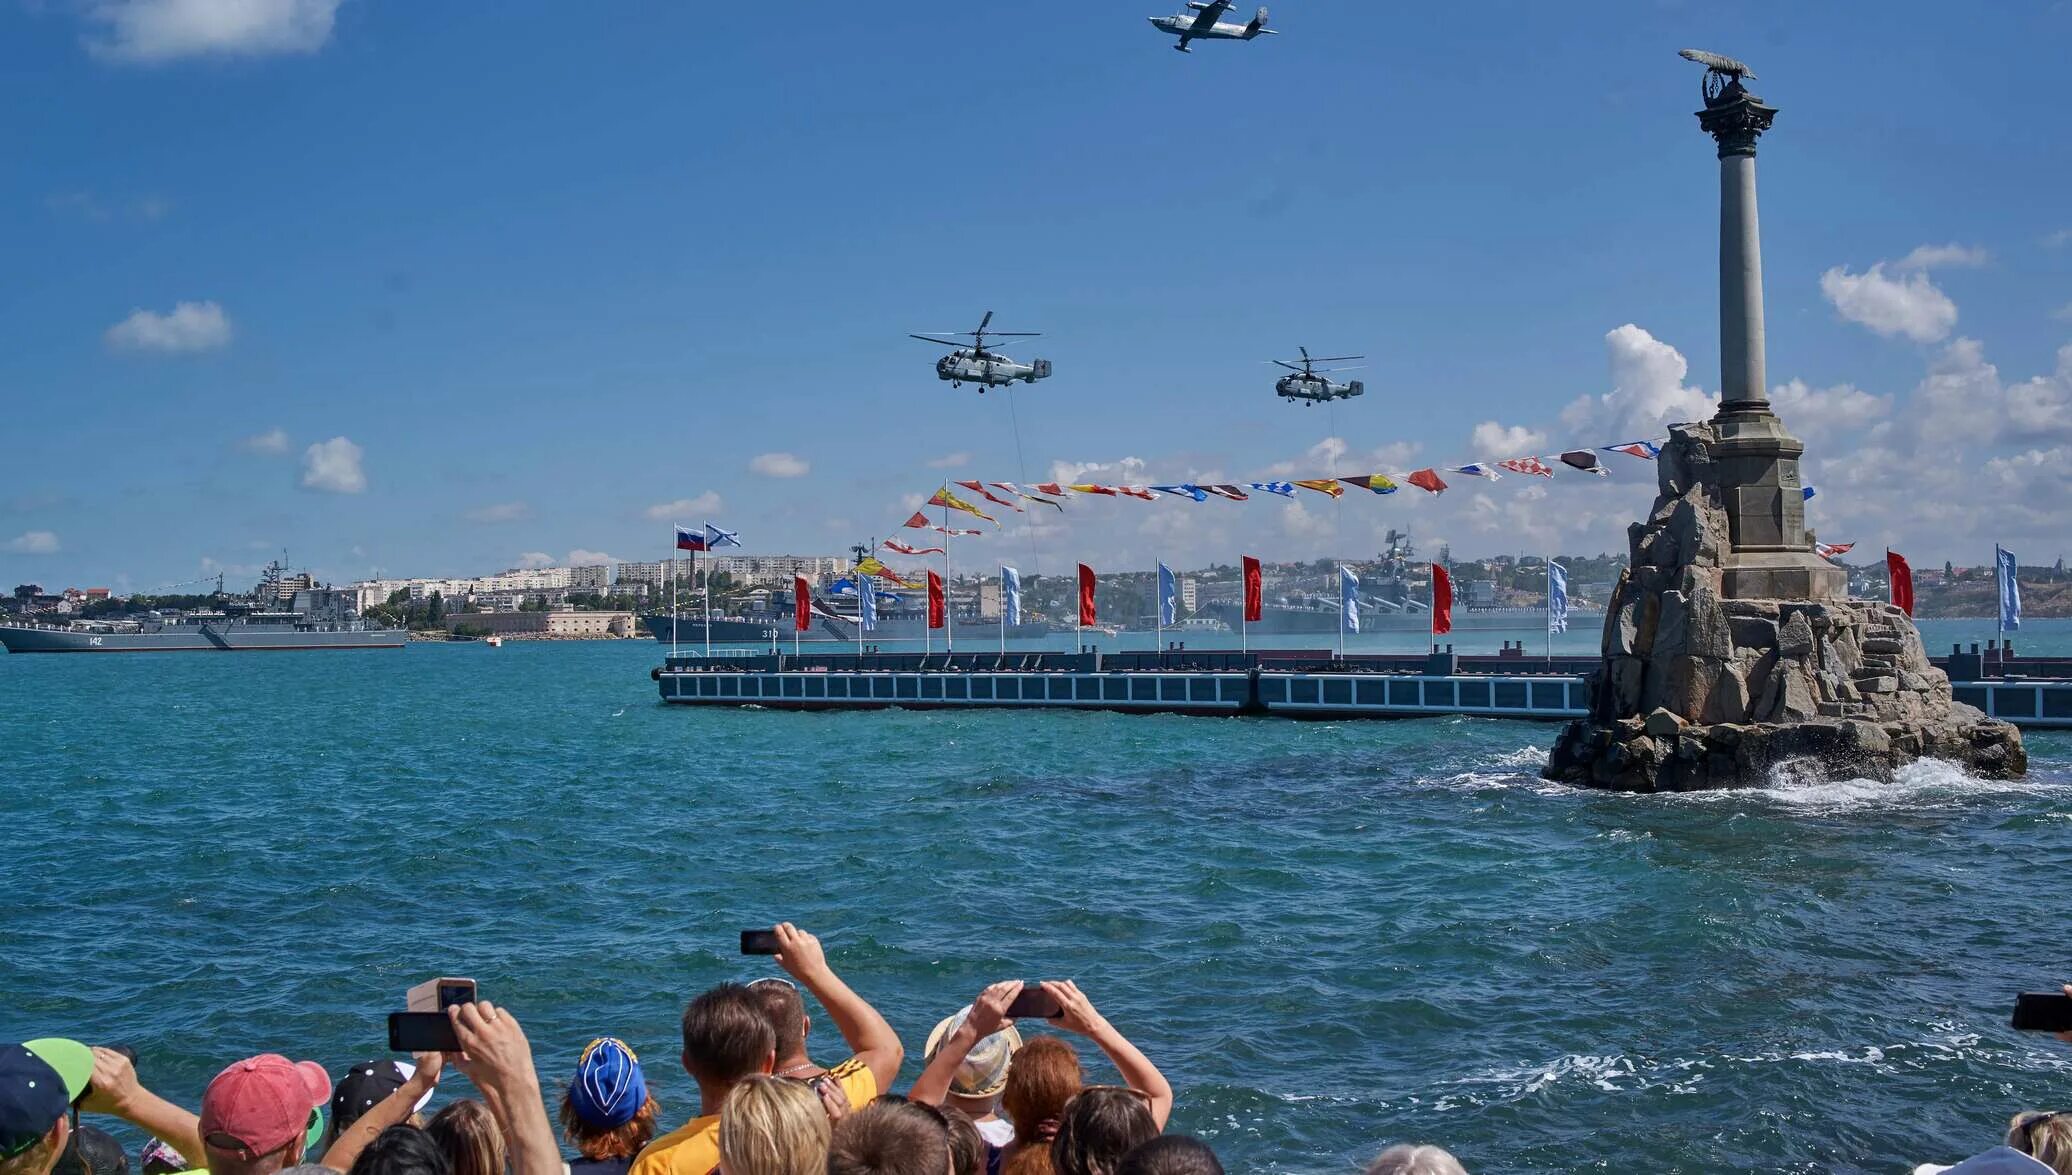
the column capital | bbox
[1696,81,1776,159]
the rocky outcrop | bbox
[1544,424,2025,792]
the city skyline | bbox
[3,2,2069,591]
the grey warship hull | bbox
[0,624,406,653]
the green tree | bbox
[426,591,445,627]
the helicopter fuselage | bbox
[1276,373,1364,404]
[936,350,1054,388]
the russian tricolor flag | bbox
[675,526,708,552]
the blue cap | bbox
[568,1038,645,1130]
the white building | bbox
[570,564,610,591]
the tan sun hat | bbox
[923,1006,1024,1099]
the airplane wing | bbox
[1187,0,1233,33]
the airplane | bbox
[1273,347,1364,406]
[1149,0,1276,52]
[909,310,1053,392]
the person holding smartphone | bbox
[747,925,904,1117]
[911,981,1172,1173]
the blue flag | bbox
[1548,560,1569,635]
[858,573,878,632]
[1157,563,1177,627]
[1997,546,2022,631]
[1340,566,1360,635]
[703,523,742,549]
[1802,486,1816,502]
[1001,566,1021,626]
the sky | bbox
[3,0,2070,593]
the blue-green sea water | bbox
[4,620,2070,1174]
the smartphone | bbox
[388,1011,462,1052]
[2010,993,2072,1032]
[74,1044,137,1109]
[407,977,477,1013]
[1006,985,1061,1020]
[741,929,781,955]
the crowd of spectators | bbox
[4,932,2067,1175]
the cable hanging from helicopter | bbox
[1272,346,1366,407]
[908,310,1053,392]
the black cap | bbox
[327,1061,413,1138]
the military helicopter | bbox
[1148,0,1276,52]
[1273,347,1365,406]
[909,311,1053,392]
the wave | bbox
[1682,756,2070,815]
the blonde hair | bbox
[0,1121,65,1175]
[427,1099,506,1175]
[2010,1112,2072,1175]
[718,1076,830,1175]
[1364,1145,1468,1175]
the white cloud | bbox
[515,552,555,570]
[1894,243,1989,270]
[239,427,290,455]
[1468,421,1546,456]
[104,300,232,353]
[1768,380,1889,445]
[300,436,365,494]
[1819,263,1957,342]
[566,549,617,567]
[82,0,343,63]
[465,501,531,524]
[2052,303,2072,324]
[5,531,60,555]
[2043,229,2072,249]
[749,452,810,478]
[643,492,722,521]
[926,452,971,469]
[1560,324,1717,442]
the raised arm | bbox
[909,981,1023,1107]
[1044,981,1173,1130]
[774,922,906,1094]
[448,1001,562,1175]
[317,1053,442,1173]
[78,1047,206,1168]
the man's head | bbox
[746,979,810,1063]
[326,1061,430,1149]
[1117,1136,1224,1175]
[198,1055,331,1175]
[923,1008,1021,1115]
[825,1100,950,1175]
[344,1126,449,1175]
[0,1040,94,1175]
[679,984,777,1091]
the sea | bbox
[4,618,2069,1174]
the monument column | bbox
[1687,60,1845,600]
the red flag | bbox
[1077,564,1097,627]
[1887,550,1914,617]
[793,575,812,632]
[1431,563,1453,636]
[956,480,1022,512]
[927,570,945,630]
[1407,468,1448,494]
[1034,483,1068,496]
[1242,556,1263,623]
[901,512,931,529]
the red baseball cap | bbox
[199,1055,332,1160]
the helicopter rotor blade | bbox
[977,310,994,335]
[1271,360,1304,372]
[1310,355,1364,363]
[1299,345,1310,361]
[1315,365,1368,374]
[909,334,970,346]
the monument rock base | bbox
[1543,424,2025,792]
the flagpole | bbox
[1995,544,2005,656]
[1545,552,1553,664]
[1156,555,1164,658]
[702,548,712,658]
[944,497,954,654]
[999,567,1005,656]
[1336,564,1344,661]
[669,526,679,659]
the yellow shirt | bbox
[629,1058,877,1175]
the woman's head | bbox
[1364,1145,1467,1175]
[716,1075,830,1175]
[345,1126,449,1175]
[1049,1088,1157,1175]
[424,1101,503,1175]
[2010,1112,2072,1175]
[561,1038,659,1161]
[1001,1037,1083,1148]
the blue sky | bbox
[3,0,2069,592]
